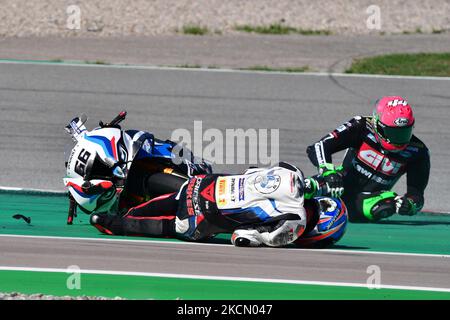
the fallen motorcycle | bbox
[63,111,212,224]
[63,112,347,248]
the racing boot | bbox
[232,219,303,247]
[231,229,264,247]
[90,213,125,235]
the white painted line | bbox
[0,59,449,81]
[307,72,450,81]
[0,233,226,247]
[302,248,450,259]
[1,266,449,293]
[0,234,449,259]
[421,210,450,215]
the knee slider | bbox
[356,191,397,222]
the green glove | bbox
[395,195,418,216]
[318,163,344,198]
[304,178,319,199]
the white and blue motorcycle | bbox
[63,111,348,248]
[63,111,212,224]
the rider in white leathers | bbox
[198,164,307,247]
[90,162,332,247]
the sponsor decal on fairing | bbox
[238,178,245,201]
[254,174,281,194]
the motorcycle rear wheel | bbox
[145,172,188,196]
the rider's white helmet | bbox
[64,127,126,214]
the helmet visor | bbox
[376,121,413,145]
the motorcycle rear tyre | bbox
[145,172,188,196]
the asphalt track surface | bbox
[0,62,449,211]
[1,235,449,290]
[0,62,450,293]
[2,34,450,73]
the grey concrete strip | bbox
[0,62,447,211]
[0,236,449,289]
[1,234,448,258]
[0,34,449,72]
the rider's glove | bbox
[395,195,418,216]
[319,163,344,198]
[304,178,319,199]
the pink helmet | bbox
[372,96,415,152]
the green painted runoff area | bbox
[0,191,449,255]
[0,191,449,299]
[0,270,449,300]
